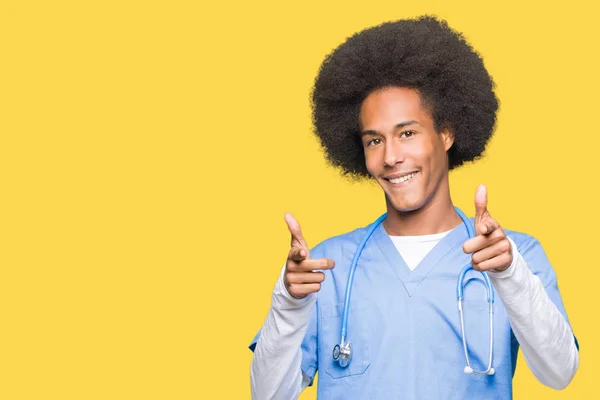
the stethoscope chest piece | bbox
[333,340,352,367]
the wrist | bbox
[487,237,519,279]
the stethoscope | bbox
[332,207,496,376]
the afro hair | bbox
[311,15,499,179]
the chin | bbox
[392,204,422,213]
[387,195,424,213]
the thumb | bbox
[474,184,489,234]
[284,212,308,249]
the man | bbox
[249,16,579,399]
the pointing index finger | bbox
[474,184,491,235]
[294,258,335,272]
[474,184,488,219]
[284,212,308,249]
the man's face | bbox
[359,87,454,212]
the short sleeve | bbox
[300,301,319,384]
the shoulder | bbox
[503,227,556,275]
[309,221,374,259]
[504,228,538,248]
[503,228,543,253]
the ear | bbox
[440,125,455,152]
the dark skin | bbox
[359,87,460,235]
[283,86,511,299]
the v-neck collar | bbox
[372,218,471,297]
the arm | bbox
[488,238,579,389]
[462,185,579,389]
[250,267,315,400]
[250,214,331,399]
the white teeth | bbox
[389,172,416,184]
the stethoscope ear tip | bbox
[463,366,495,375]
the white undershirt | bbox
[250,237,579,400]
[389,230,451,270]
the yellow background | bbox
[1,0,598,398]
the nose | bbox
[383,140,405,167]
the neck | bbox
[382,183,461,236]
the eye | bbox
[365,138,382,147]
[400,131,415,138]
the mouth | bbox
[384,171,418,185]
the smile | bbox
[387,172,417,184]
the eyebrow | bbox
[360,120,419,136]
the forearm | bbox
[251,267,315,400]
[488,238,578,389]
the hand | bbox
[283,213,335,299]
[462,185,513,272]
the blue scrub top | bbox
[249,217,577,399]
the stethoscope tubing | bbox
[334,207,496,375]
[340,213,387,342]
